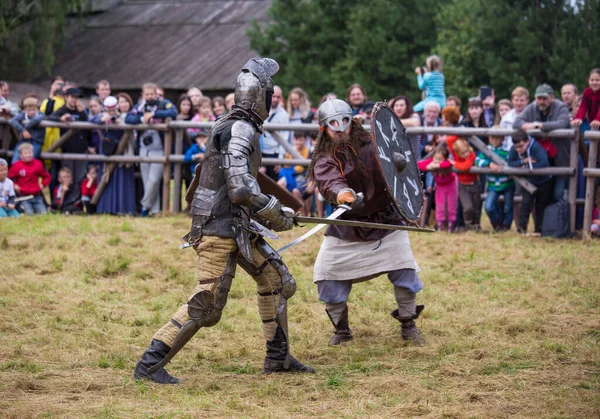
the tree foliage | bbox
[0,0,84,77]
[249,0,599,107]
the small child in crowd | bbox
[188,97,215,139]
[52,167,82,214]
[418,145,457,232]
[9,95,45,163]
[81,164,98,214]
[8,142,51,215]
[507,131,553,234]
[414,55,446,112]
[476,127,515,231]
[278,131,313,215]
[184,129,208,173]
[589,187,600,238]
[0,158,19,218]
[571,68,600,130]
[88,97,103,118]
[447,135,480,231]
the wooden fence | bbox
[1,118,598,238]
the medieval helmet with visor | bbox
[318,98,353,132]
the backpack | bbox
[541,198,571,238]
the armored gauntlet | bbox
[256,196,294,231]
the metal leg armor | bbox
[238,237,314,373]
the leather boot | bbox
[391,305,425,346]
[133,339,180,384]
[326,307,353,345]
[263,326,315,374]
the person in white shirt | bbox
[500,86,530,150]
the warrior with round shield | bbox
[133,58,314,384]
[308,98,425,346]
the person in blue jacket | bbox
[125,83,176,216]
[9,95,45,163]
[183,128,208,174]
[507,131,553,234]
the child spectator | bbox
[494,99,513,126]
[212,96,227,118]
[476,128,515,231]
[225,93,235,113]
[189,97,215,139]
[278,131,313,215]
[81,164,98,214]
[52,167,82,214]
[507,131,553,234]
[0,158,19,218]
[176,95,193,121]
[183,129,208,173]
[9,95,45,163]
[447,135,480,231]
[571,68,600,130]
[414,55,446,112]
[88,97,103,118]
[8,143,51,215]
[418,145,457,232]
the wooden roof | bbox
[52,0,270,91]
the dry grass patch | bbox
[0,214,599,418]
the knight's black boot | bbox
[326,307,353,345]
[263,327,315,374]
[133,339,180,384]
[391,305,425,346]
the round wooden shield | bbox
[370,102,423,223]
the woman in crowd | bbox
[287,87,314,143]
[389,95,421,127]
[494,99,513,126]
[93,95,137,215]
[212,96,227,118]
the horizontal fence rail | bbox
[1,117,598,238]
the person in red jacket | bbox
[81,164,98,214]
[8,142,51,215]
[418,145,458,232]
[571,68,600,130]
[447,135,480,230]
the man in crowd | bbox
[514,84,570,201]
[95,80,111,104]
[47,87,94,183]
[420,101,442,160]
[500,86,530,150]
[133,58,313,384]
[560,83,579,119]
[480,86,496,127]
[308,98,425,347]
[260,85,289,181]
[125,82,177,216]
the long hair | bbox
[287,87,312,120]
[308,120,371,183]
[388,95,414,119]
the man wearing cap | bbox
[307,98,425,347]
[513,83,570,201]
[47,87,95,184]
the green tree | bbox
[0,0,84,77]
[248,0,443,103]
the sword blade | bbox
[276,205,349,254]
[293,216,435,233]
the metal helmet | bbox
[318,98,353,132]
[234,58,279,121]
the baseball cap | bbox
[535,84,554,98]
[65,87,82,97]
[197,128,210,137]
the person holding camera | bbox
[47,87,95,184]
[125,83,177,216]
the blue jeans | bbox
[553,175,567,202]
[0,206,20,217]
[20,194,47,215]
[12,141,43,163]
[484,184,515,228]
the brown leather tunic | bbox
[313,131,405,241]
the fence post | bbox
[568,131,579,233]
[583,138,598,238]
[162,121,173,214]
[172,128,184,214]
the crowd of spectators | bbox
[0,64,599,237]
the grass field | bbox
[0,215,599,418]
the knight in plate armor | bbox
[133,58,314,384]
